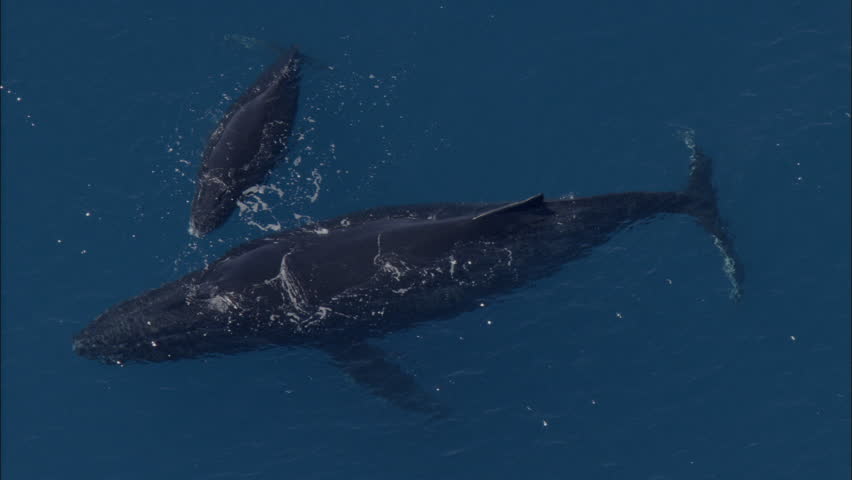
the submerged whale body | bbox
[75,144,743,414]
[189,46,303,238]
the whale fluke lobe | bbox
[682,142,744,301]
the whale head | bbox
[188,172,238,238]
[72,277,271,364]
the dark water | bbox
[2,1,849,479]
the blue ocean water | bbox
[2,1,849,478]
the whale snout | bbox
[72,329,134,365]
[188,175,236,238]
[71,332,101,360]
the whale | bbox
[74,142,743,414]
[189,46,303,238]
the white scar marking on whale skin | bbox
[371,234,407,281]
[207,293,239,313]
[266,250,308,314]
[184,284,201,306]
[449,256,457,278]
[503,248,514,266]
[373,234,383,263]
[285,312,302,326]
[297,306,342,330]
[381,261,405,281]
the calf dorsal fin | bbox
[472,194,545,220]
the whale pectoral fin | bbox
[322,342,448,417]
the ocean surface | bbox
[2,1,849,479]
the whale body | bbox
[189,46,303,237]
[75,144,742,414]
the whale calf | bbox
[75,143,742,414]
[189,46,303,237]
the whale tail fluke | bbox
[681,134,744,301]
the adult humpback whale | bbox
[74,142,742,414]
[189,46,303,237]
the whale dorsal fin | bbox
[472,194,545,220]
